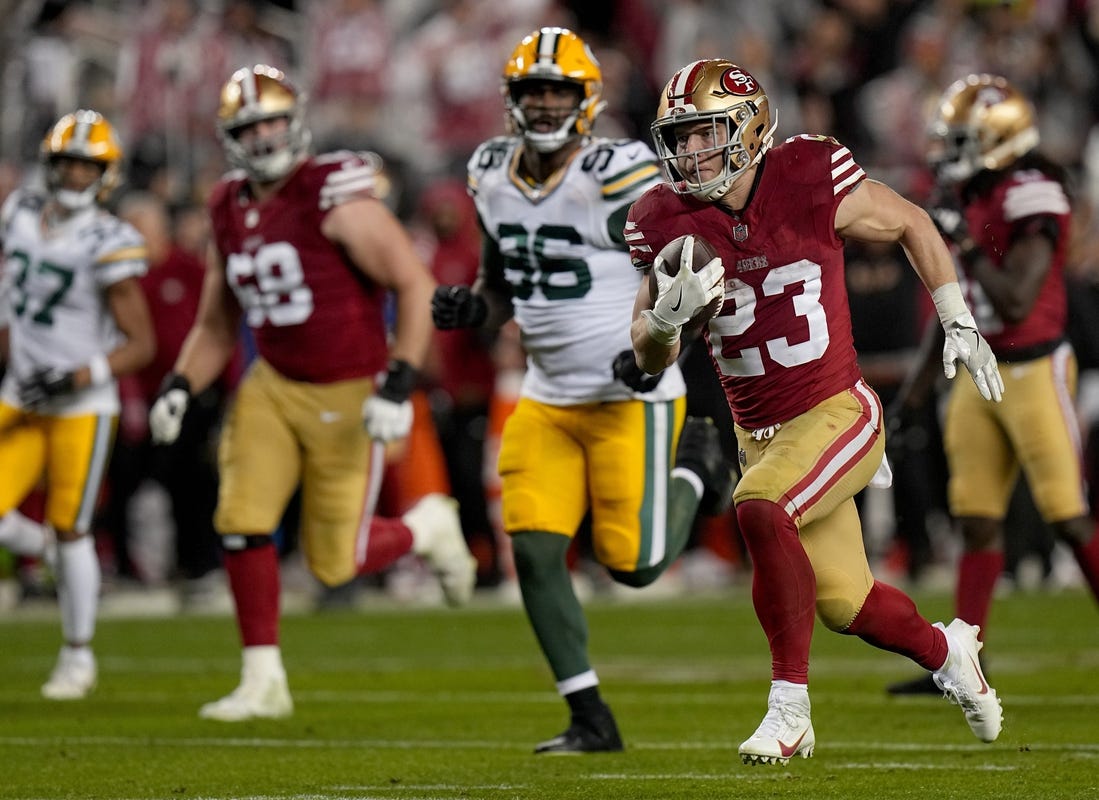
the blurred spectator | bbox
[104,192,240,601]
[416,179,500,585]
[302,0,395,152]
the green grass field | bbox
[1,584,1096,800]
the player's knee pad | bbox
[607,565,660,588]
[220,533,275,552]
[1052,516,1093,547]
[814,567,867,631]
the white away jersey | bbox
[467,136,684,404]
[0,189,147,414]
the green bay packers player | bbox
[628,59,1005,764]
[887,75,1099,695]
[0,110,155,699]
[432,28,733,754]
[149,65,475,722]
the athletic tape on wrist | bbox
[88,354,112,387]
[930,282,970,326]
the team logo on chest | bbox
[244,208,260,229]
[732,222,749,242]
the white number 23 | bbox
[708,260,829,377]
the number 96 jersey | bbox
[467,136,684,405]
[207,151,390,383]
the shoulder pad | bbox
[319,151,388,210]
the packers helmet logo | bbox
[715,68,758,97]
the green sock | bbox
[512,530,591,682]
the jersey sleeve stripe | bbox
[830,147,866,195]
[1004,180,1070,221]
[602,163,660,202]
[319,175,380,208]
[95,245,147,265]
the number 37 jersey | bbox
[207,152,390,384]
[0,190,146,414]
[467,136,684,405]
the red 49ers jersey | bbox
[963,166,1070,355]
[627,135,864,429]
[208,152,389,383]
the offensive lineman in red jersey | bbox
[886,75,1099,696]
[148,65,476,721]
[625,60,1005,764]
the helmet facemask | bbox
[652,99,775,201]
[927,73,1039,185]
[506,79,589,153]
[651,60,775,202]
[217,65,311,183]
[502,27,606,154]
[40,109,122,210]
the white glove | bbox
[643,236,724,345]
[149,388,190,444]
[931,282,1004,403]
[942,312,1004,402]
[362,395,413,442]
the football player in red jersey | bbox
[886,75,1099,695]
[148,65,476,722]
[626,60,1006,764]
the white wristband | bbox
[88,354,112,387]
[641,309,681,346]
[930,282,970,325]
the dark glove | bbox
[612,349,664,393]
[928,205,979,261]
[432,285,488,330]
[18,367,75,408]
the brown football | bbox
[647,233,724,326]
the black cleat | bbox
[886,671,940,696]
[534,705,624,754]
[675,416,735,515]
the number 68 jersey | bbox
[468,135,685,405]
[0,189,147,415]
[207,151,390,384]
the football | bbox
[648,233,725,326]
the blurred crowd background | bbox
[4,0,1099,611]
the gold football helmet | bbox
[651,60,776,202]
[40,109,123,209]
[217,64,310,182]
[503,27,606,153]
[928,73,1039,183]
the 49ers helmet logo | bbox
[714,68,758,97]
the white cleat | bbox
[199,671,293,722]
[403,494,477,607]
[41,646,97,700]
[739,684,815,766]
[932,619,1003,742]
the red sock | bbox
[223,542,280,647]
[844,581,948,671]
[956,550,1004,638]
[736,499,815,683]
[1071,527,1099,602]
[356,517,414,574]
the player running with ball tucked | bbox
[627,59,1005,764]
